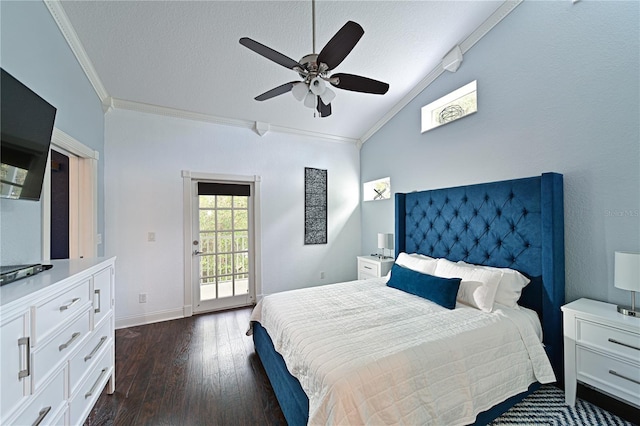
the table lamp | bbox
[614,251,640,316]
[377,233,393,259]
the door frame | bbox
[42,128,99,261]
[181,170,262,317]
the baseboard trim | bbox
[115,308,185,329]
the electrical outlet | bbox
[139,293,147,303]
[320,271,325,279]
[148,232,156,242]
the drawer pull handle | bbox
[32,406,51,426]
[363,265,372,270]
[608,338,640,352]
[95,289,101,313]
[85,368,108,399]
[59,297,81,312]
[18,337,30,379]
[59,332,81,351]
[85,336,108,362]
[609,369,640,385]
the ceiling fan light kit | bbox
[292,82,309,101]
[310,77,326,95]
[239,1,389,118]
[304,91,317,109]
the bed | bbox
[250,173,565,425]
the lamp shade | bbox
[309,77,326,95]
[614,251,640,292]
[319,87,336,105]
[292,82,308,101]
[303,91,317,108]
[378,233,393,250]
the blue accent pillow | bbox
[387,264,461,310]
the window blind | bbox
[197,182,250,197]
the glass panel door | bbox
[192,185,253,313]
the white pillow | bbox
[395,252,438,275]
[458,261,530,309]
[434,259,502,312]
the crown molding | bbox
[360,0,522,145]
[44,1,357,146]
[459,0,522,53]
[44,0,517,148]
[44,1,109,102]
[111,98,359,146]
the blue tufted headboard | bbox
[395,173,565,382]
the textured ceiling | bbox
[58,0,506,142]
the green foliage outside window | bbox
[198,194,250,297]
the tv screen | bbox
[1,68,57,201]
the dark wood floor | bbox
[86,307,639,426]
[85,307,286,426]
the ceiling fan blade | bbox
[331,73,389,95]
[239,37,301,70]
[255,82,298,101]
[316,97,332,117]
[317,21,364,71]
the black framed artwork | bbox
[304,167,327,245]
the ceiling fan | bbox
[239,1,389,118]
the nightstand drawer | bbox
[577,319,640,363]
[357,256,393,280]
[577,346,640,406]
[359,261,380,277]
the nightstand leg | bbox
[563,334,577,406]
[565,379,576,406]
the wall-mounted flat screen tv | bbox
[1,68,57,201]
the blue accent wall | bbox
[0,1,105,264]
[361,1,639,306]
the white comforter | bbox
[249,278,555,425]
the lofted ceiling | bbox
[55,0,515,143]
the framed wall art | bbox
[421,80,477,133]
[304,167,327,245]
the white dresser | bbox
[357,255,394,280]
[0,257,116,425]
[562,298,640,408]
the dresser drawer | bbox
[69,317,112,395]
[69,349,113,426]
[577,346,640,407]
[93,267,113,328]
[33,278,91,344]
[0,309,31,423]
[576,319,640,363]
[32,310,91,393]
[10,367,65,426]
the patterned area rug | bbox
[490,385,636,426]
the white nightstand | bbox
[357,255,394,280]
[562,298,640,408]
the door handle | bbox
[193,250,203,256]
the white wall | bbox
[360,1,639,306]
[105,109,360,326]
